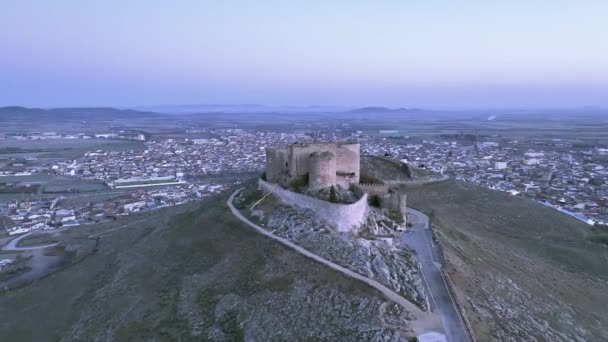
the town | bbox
[1,127,607,237]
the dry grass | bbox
[0,187,405,341]
[403,180,608,341]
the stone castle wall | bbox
[265,148,288,184]
[381,192,407,215]
[336,143,360,176]
[309,151,337,190]
[356,182,406,222]
[357,182,389,195]
[266,142,360,189]
[259,178,368,232]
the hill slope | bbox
[403,180,608,341]
[0,189,412,341]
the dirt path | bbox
[227,188,444,337]
[88,217,152,238]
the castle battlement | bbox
[265,141,360,190]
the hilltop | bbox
[361,155,442,183]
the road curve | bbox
[2,231,59,251]
[227,188,444,337]
[401,208,472,342]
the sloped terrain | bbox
[403,179,608,341]
[361,155,412,182]
[0,189,414,341]
[361,155,439,183]
[241,187,428,310]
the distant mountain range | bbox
[136,104,350,114]
[348,106,425,113]
[0,106,162,122]
[2,105,605,122]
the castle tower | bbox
[265,147,287,184]
[309,151,337,189]
[335,142,360,186]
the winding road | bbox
[2,231,59,251]
[227,189,444,338]
[400,208,472,342]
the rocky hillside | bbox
[0,188,415,341]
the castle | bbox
[265,142,360,190]
[260,141,406,232]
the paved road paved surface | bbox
[228,188,445,338]
[400,208,472,342]
[2,231,59,251]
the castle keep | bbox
[265,142,360,190]
[261,141,406,232]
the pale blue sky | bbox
[1,0,607,108]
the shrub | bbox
[369,194,381,207]
[291,174,309,192]
[329,185,339,203]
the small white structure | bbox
[524,158,541,166]
[8,227,30,236]
[494,161,508,170]
[417,331,447,342]
[124,201,147,212]
[61,215,77,223]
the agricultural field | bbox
[0,139,146,160]
[42,177,109,193]
[0,175,113,202]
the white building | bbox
[124,201,147,212]
[524,158,541,166]
[494,161,508,170]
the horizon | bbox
[4,103,608,113]
[2,1,607,109]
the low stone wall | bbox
[384,175,449,185]
[358,182,389,195]
[381,192,407,214]
[259,178,368,232]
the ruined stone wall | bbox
[287,143,336,185]
[336,143,360,175]
[259,178,368,232]
[309,151,337,189]
[381,193,407,214]
[266,142,360,189]
[357,183,389,195]
[265,148,287,184]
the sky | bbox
[1,0,607,109]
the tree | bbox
[369,194,381,207]
[329,185,338,203]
